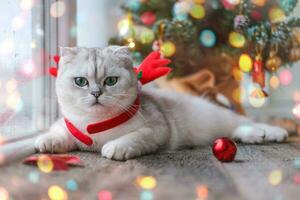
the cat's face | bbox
[56,46,138,116]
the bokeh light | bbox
[293,103,300,119]
[140,29,155,44]
[269,75,280,89]
[293,157,300,170]
[196,185,208,200]
[251,0,265,7]
[160,41,176,57]
[66,179,78,191]
[28,171,39,184]
[20,0,34,10]
[30,40,37,49]
[269,7,285,23]
[293,172,300,185]
[140,190,153,200]
[232,67,244,81]
[268,170,282,186]
[0,187,9,200]
[48,185,68,200]
[232,87,246,103]
[189,4,205,19]
[293,91,300,102]
[37,155,54,173]
[199,29,216,48]
[98,190,112,200]
[6,79,18,93]
[21,59,37,77]
[229,31,246,48]
[12,15,26,31]
[136,176,157,190]
[279,69,293,86]
[239,54,253,72]
[118,18,134,38]
[248,87,266,108]
[6,92,23,112]
[0,38,15,56]
[50,1,66,18]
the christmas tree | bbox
[109,0,300,111]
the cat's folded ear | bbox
[107,45,133,68]
[59,47,79,63]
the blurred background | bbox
[0,0,300,142]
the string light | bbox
[229,31,246,48]
[239,54,253,72]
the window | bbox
[0,0,57,142]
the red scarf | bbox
[64,96,140,146]
[51,51,171,146]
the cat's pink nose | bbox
[91,91,101,98]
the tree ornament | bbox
[229,31,246,48]
[212,137,237,162]
[199,29,216,48]
[252,54,265,87]
[141,11,157,26]
[239,53,253,72]
[160,41,176,57]
[266,45,282,72]
[189,4,205,19]
[250,10,263,21]
[234,14,250,30]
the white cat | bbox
[35,46,288,161]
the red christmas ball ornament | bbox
[251,10,263,21]
[141,11,156,26]
[212,137,237,162]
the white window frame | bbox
[0,0,76,164]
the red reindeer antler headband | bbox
[49,51,171,85]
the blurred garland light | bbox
[269,75,280,89]
[199,29,216,48]
[140,29,155,44]
[160,41,176,57]
[251,0,266,7]
[189,4,205,19]
[279,69,293,86]
[118,16,134,38]
[239,54,253,72]
[293,103,300,119]
[269,7,285,23]
[229,31,246,48]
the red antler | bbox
[134,51,171,85]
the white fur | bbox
[35,46,288,160]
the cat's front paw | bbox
[101,140,140,161]
[35,133,71,153]
[233,123,288,144]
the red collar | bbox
[64,96,140,146]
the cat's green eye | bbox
[104,76,118,86]
[74,77,89,87]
